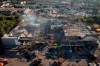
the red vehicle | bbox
[0,58,8,66]
[0,63,3,66]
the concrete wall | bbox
[1,37,20,48]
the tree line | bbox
[0,14,20,37]
[81,14,100,25]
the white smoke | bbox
[22,8,40,26]
[22,8,49,32]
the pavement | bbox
[5,58,31,66]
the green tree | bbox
[0,14,20,37]
[0,27,5,37]
[88,17,94,22]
